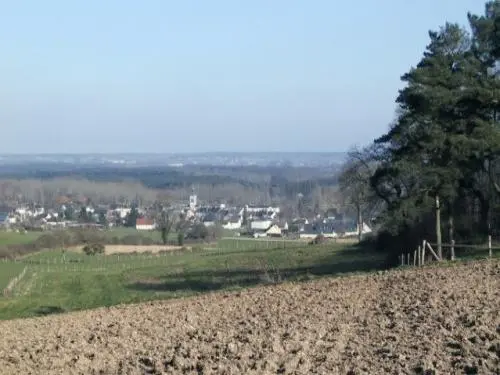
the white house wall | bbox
[136,224,155,231]
[223,222,241,230]
[251,220,273,230]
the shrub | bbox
[177,232,184,246]
[309,234,327,245]
[82,243,105,255]
[187,223,209,240]
[191,245,204,252]
[109,236,120,245]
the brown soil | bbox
[0,260,498,374]
[103,245,189,254]
[69,245,189,254]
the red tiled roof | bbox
[136,218,154,226]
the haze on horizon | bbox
[0,0,484,154]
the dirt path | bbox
[0,260,498,374]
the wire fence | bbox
[399,237,498,267]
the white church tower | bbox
[189,186,197,210]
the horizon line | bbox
[0,151,348,156]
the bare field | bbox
[102,245,188,254]
[0,260,498,374]
[70,244,188,254]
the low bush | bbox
[82,243,105,256]
[309,234,327,245]
[191,245,205,252]
[177,232,184,246]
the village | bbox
[0,192,372,240]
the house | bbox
[245,205,280,215]
[343,222,372,237]
[202,213,218,227]
[265,224,282,237]
[250,219,273,231]
[0,212,7,227]
[223,215,242,230]
[34,207,45,217]
[280,221,289,235]
[299,223,339,239]
[253,224,282,238]
[44,212,59,221]
[7,215,17,225]
[114,207,132,219]
[15,207,30,218]
[136,218,155,231]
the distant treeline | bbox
[0,164,340,208]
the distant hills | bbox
[0,152,347,168]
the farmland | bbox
[0,231,42,246]
[0,238,386,320]
[0,227,170,248]
[0,259,497,374]
[0,231,498,374]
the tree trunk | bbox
[448,214,454,244]
[448,213,454,261]
[478,194,490,236]
[436,194,442,260]
[357,203,362,243]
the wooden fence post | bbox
[451,240,455,261]
[417,245,421,266]
[413,250,417,266]
[401,254,404,266]
[488,235,492,258]
[426,242,441,261]
[422,240,426,265]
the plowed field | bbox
[0,260,498,374]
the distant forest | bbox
[0,163,343,216]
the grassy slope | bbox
[105,227,237,242]
[0,231,42,246]
[103,227,169,241]
[0,227,175,248]
[0,241,387,320]
[0,262,28,290]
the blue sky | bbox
[0,0,485,153]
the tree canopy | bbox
[339,2,500,259]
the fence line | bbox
[2,266,27,297]
[400,237,497,268]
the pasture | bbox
[102,226,170,242]
[0,239,386,320]
[0,231,42,246]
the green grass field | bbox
[103,226,170,241]
[0,241,387,320]
[104,227,238,242]
[0,231,43,246]
[0,262,27,290]
[0,227,240,249]
[216,237,308,251]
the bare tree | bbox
[338,146,379,242]
[156,207,177,245]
